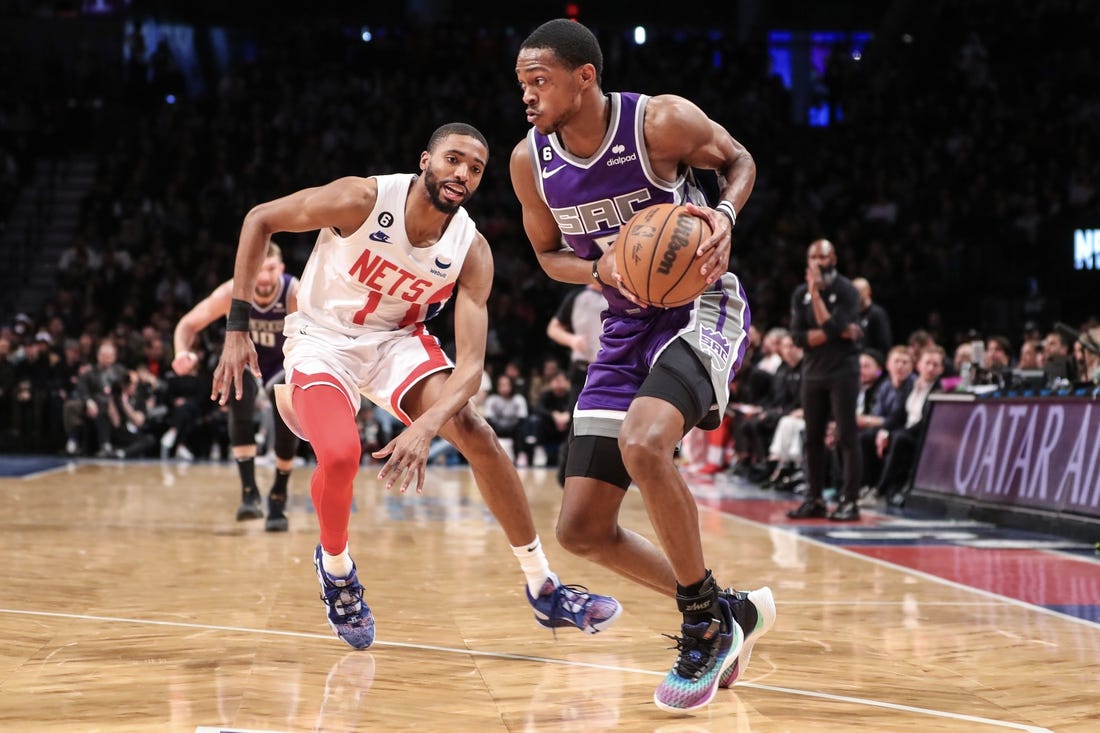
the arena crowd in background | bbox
[0,0,1097,455]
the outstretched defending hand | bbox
[373,420,435,494]
[211,332,261,406]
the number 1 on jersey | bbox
[352,290,383,325]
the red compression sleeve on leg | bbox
[291,380,361,554]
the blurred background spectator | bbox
[1,0,1098,455]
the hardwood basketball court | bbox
[1,457,1097,731]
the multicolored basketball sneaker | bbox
[653,595,743,712]
[314,544,375,649]
[526,578,623,634]
[719,586,776,688]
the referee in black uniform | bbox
[787,239,864,521]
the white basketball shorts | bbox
[282,314,453,424]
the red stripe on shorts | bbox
[389,326,450,423]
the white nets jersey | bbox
[290,173,476,337]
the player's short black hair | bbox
[521,18,603,86]
[427,123,488,153]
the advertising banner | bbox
[913,397,1100,519]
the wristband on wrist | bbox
[591,258,606,287]
[226,298,251,332]
[715,200,737,228]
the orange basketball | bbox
[613,203,712,308]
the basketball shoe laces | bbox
[547,583,595,637]
[663,617,723,680]
[321,578,366,622]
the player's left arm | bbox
[645,95,756,282]
[372,234,493,493]
[428,233,493,423]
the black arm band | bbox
[592,258,607,287]
[226,298,251,332]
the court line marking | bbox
[735,681,1052,733]
[8,462,73,480]
[0,607,1052,732]
[699,499,1100,631]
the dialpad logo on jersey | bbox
[700,325,731,367]
[606,144,637,166]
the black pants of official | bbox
[802,374,862,503]
[876,429,919,499]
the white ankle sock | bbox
[511,536,555,597]
[322,546,354,578]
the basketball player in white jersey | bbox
[211,123,620,650]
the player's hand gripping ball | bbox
[613,203,711,308]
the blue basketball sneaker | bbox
[718,586,776,688]
[653,595,743,712]
[314,545,375,649]
[526,578,622,635]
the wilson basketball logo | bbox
[613,203,711,308]
[656,213,695,275]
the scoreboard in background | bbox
[1074,227,1100,271]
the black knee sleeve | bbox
[228,376,259,447]
[564,430,632,490]
[272,403,300,459]
[636,340,717,432]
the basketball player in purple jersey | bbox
[510,19,775,712]
[172,240,301,531]
[211,123,620,651]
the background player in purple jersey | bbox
[509,19,775,713]
[172,239,301,531]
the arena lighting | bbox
[565,3,579,20]
[634,26,646,45]
[360,26,372,42]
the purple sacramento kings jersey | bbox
[526,92,750,436]
[250,273,295,384]
[526,92,707,318]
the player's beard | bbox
[423,167,466,214]
[254,282,276,300]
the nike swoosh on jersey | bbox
[368,231,391,243]
[541,164,567,179]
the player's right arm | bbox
[510,141,645,308]
[213,176,378,405]
[172,279,232,375]
[231,177,379,301]
[509,141,592,286]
